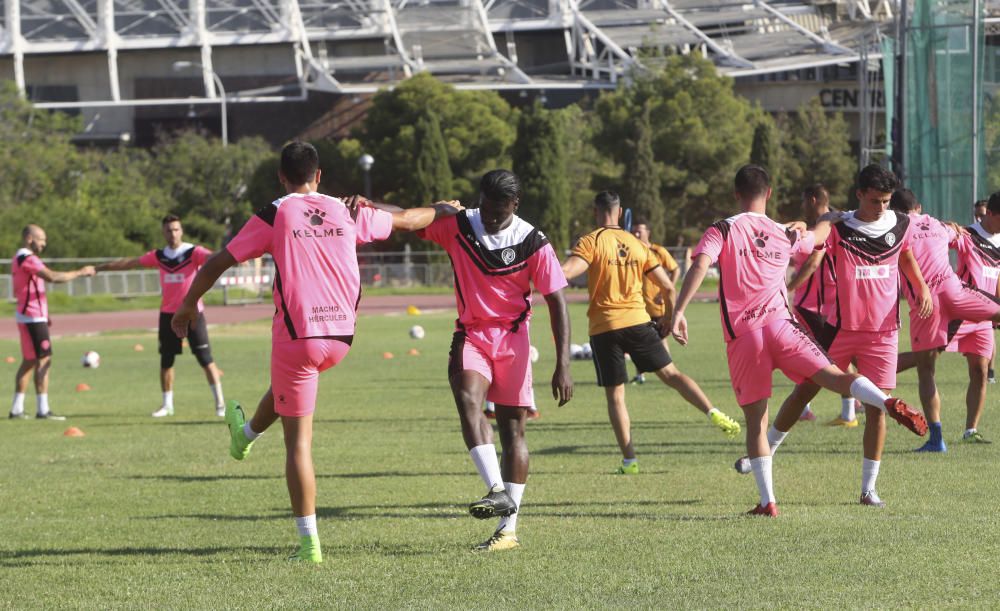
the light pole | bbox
[358,153,374,198]
[172,60,227,147]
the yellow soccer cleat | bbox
[710,409,742,439]
[473,529,520,552]
[826,417,859,428]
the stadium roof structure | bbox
[0,0,888,108]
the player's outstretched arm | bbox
[647,266,676,335]
[171,250,237,338]
[560,255,588,281]
[899,249,933,319]
[787,249,824,292]
[37,265,95,284]
[389,201,464,232]
[95,257,143,272]
[671,254,710,346]
[542,288,573,406]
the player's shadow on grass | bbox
[0,545,286,567]
[534,441,740,457]
[127,474,280,482]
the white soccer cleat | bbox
[151,405,174,418]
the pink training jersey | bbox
[692,212,813,341]
[790,236,836,318]
[418,209,567,331]
[954,222,1000,296]
[12,248,47,323]
[138,243,212,313]
[900,213,959,309]
[226,192,393,341]
[824,210,913,332]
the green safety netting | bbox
[896,0,986,222]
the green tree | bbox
[779,98,855,212]
[148,130,271,246]
[359,73,517,204]
[512,101,571,254]
[412,110,454,205]
[620,100,663,242]
[595,55,758,244]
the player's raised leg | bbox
[653,363,740,438]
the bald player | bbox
[9,225,95,420]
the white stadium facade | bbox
[0,0,990,146]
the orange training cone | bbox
[76,383,91,392]
[382,352,394,359]
[408,348,420,356]
[406,305,421,316]
[5,356,15,363]
[133,344,144,352]
[64,427,85,437]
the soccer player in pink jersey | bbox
[96,215,226,418]
[673,165,926,517]
[8,225,95,420]
[171,142,462,563]
[890,189,1000,451]
[751,165,932,508]
[418,169,573,552]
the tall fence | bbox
[1,247,694,302]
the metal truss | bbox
[1,0,886,108]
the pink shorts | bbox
[17,322,51,361]
[725,319,832,406]
[946,322,995,359]
[271,338,352,417]
[448,324,533,407]
[910,276,1000,353]
[828,328,898,390]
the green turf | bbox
[1,302,998,608]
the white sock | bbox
[707,407,720,419]
[295,514,317,537]
[498,481,526,533]
[841,397,856,421]
[210,383,224,408]
[802,403,813,415]
[36,393,49,416]
[850,377,889,412]
[469,444,504,490]
[623,457,638,466]
[243,422,260,441]
[163,390,174,409]
[767,425,787,455]
[750,456,775,506]
[10,392,25,415]
[484,401,495,413]
[861,458,880,495]
[965,428,977,437]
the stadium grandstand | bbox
[0,0,995,145]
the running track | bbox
[0,291,715,340]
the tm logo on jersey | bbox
[305,208,327,226]
[855,265,892,280]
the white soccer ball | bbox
[570,343,584,360]
[581,343,593,359]
[81,351,100,368]
[409,325,425,340]
[529,345,540,363]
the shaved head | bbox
[21,224,47,254]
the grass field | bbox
[2,301,999,608]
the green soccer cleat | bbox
[288,535,322,563]
[225,400,254,461]
[710,410,742,439]
[961,431,992,444]
[616,461,639,475]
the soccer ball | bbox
[81,351,100,368]
[409,325,425,340]
[528,345,539,363]
[581,343,593,359]
[570,343,584,360]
